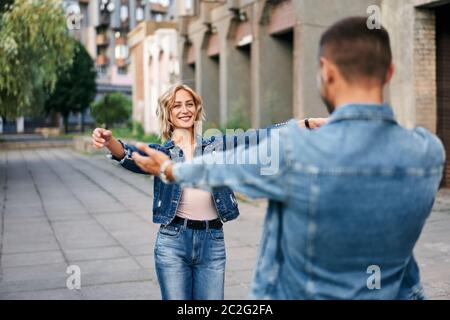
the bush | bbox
[91,93,131,129]
[225,97,251,131]
[112,121,161,144]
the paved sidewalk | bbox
[0,148,449,299]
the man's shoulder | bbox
[412,127,446,163]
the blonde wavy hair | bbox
[156,84,205,141]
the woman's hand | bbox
[132,143,173,179]
[92,128,113,149]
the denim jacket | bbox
[173,104,445,299]
[112,135,240,225]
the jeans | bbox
[154,221,226,300]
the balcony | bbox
[116,58,127,68]
[96,34,109,46]
[96,54,109,66]
[150,3,168,14]
[115,37,126,46]
[99,13,110,26]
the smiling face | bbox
[170,89,198,130]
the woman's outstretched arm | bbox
[92,127,151,175]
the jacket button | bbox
[216,199,220,203]
[223,218,227,222]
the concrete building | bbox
[178,0,450,186]
[128,21,179,134]
[178,0,382,130]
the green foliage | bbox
[91,92,132,129]
[45,41,97,133]
[225,97,251,131]
[112,122,161,144]
[133,121,145,138]
[203,97,252,135]
[265,89,281,125]
[0,0,74,119]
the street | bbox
[0,147,449,299]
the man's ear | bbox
[320,57,335,84]
[385,63,395,84]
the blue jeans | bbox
[154,221,226,300]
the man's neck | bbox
[334,86,384,109]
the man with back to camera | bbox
[127,17,445,299]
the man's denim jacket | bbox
[172,104,445,299]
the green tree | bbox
[45,41,97,133]
[91,93,132,130]
[0,0,74,120]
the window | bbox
[115,44,128,59]
[120,5,128,21]
[118,67,128,75]
[136,7,144,21]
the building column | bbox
[216,18,232,127]
[179,36,196,89]
[144,0,151,21]
[111,0,121,29]
[199,32,221,127]
[223,17,252,128]
[252,3,294,127]
[129,0,136,29]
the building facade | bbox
[58,0,176,132]
[177,0,383,130]
[177,0,450,186]
[382,0,450,186]
[128,21,179,134]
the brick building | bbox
[382,0,450,186]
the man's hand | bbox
[132,143,173,179]
[298,118,329,129]
[92,128,113,149]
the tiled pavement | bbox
[0,148,449,300]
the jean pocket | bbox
[208,228,225,241]
[158,224,182,238]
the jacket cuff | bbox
[108,139,132,164]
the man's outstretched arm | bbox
[131,125,294,202]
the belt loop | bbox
[205,220,209,230]
[183,218,188,229]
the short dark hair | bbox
[319,17,392,84]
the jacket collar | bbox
[328,103,397,124]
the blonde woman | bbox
[92,84,326,300]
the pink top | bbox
[174,142,219,221]
[176,187,219,221]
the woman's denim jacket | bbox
[111,135,241,225]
